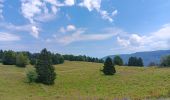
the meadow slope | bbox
[0,61,170,100]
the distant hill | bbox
[103,50,170,66]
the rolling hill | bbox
[103,50,170,66]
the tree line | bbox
[111,55,144,67]
[63,54,104,63]
[0,49,104,67]
[108,55,170,67]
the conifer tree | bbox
[113,55,123,66]
[35,48,56,85]
[138,57,144,67]
[102,57,116,75]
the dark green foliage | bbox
[102,57,116,75]
[128,57,144,67]
[0,50,3,63]
[0,50,3,59]
[160,55,170,67]
[63,54,103,63]
[138,57,144,66]
[51,53,64,64]
[35,48,56,85]
[30,53,64,65]
[113,55,123,66]
[16,53,29,67]
[30,53,39,65]
[2,50,16,65]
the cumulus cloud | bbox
[79,0,101,11]
[117,24,170,51]
[21,0,58,23]
[0,0,4,19]
[0,32,20,41]
[79,0,117,22]
[20,0,76,38]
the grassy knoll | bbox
[0,61,170,100]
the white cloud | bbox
[20,0,76,38]
[59,24,76,33]
[67,25,76,31]
[111,10,118,17]
[0,23,40,38]
[0,0,4,19]
[117,24,170,51]
[0,32,20,41]
[65,0,75,6]
[31,26,39,38]
[57,29,116,45]
[79,0,117,22]
[21,0,58,23]
[117,37,130,47]
[49,26,121,45]
[99,10,113,22]
[79,0,101,11]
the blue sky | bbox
[0,0,170,57]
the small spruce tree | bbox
[35,48,56,85]
[102,57,116,75]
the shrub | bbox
[102,57,116,75]
[26,67,38,83]
[16,53,29,67]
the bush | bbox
[102,57,116,75]
[26,67,38,83]
[16,53,29,67]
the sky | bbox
[0,0,170,58]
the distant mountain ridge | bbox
[103,50,170,66]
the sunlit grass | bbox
[0,61,170,100]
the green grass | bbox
[0,61,170,100]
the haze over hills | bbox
[104,50,170,66]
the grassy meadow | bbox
[0,61,170,100]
